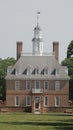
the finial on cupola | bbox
[37,12,40,26]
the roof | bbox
[5,55,69,80]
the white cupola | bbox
[32,12,43,56]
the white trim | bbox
[35,68,39,75]
[55,81,60,91]
[34,96,41,113]
[55,96,60,107]
[26,96,31,106]
[15,81,20,90]
[35,81,40,89]
[26,81,31,90]
[26,67,30,75]
[44,81,49,90]
[44,96,48,107]
[15,96,19,106]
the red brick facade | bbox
[6,80,69,113]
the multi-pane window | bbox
[44,68,48,75]
[26,81,31,90]
[35,81,40,89]
[55,96,60,106]
[44,81,49,90]
[55,81,60,91]
[15,81,20,90]
[44,96,48,106]
[15,69,19,75]
[35,68,39,75]
[26,68,30,75]
[55,69,59,75]
[15,96,19,106]
[26,96,31,106]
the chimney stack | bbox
[53,41,59,61]
[17,41,23,60]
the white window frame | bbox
[15,69,19,75]
[44,96,48,107]
[55,69,59,75]
[26,81,31,90]
[55,96,60,107]
[35,81,40,89]
[44,68,48,75]
[55,81,60,91]
[15,96,19,106]
[26,68,30,75]
[26,96,31,106]
[44,81,49,90]
[15,81,20,90]
[35,68,39,75]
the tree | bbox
[61,41,73,100]
[67,40,73,58]
[0,57,16,100]
[62,58,73,79]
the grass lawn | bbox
[0,113,73,130]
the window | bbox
[26,81,31,90]
[55,81,60,91]
[44,68,48,75]
[15,81,20,90]
[44,96,48,106]
[35,81,40,89]
[15,96,19,106]
[26,96,31,106]
[44,81,49,90]
[26,68,30,75]
[15,69,19,75]
[55,96,60,106]
[35,68,39,75]
[55,69,59,75]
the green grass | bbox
[0,113,73,130]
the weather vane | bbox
[37,11,40,25]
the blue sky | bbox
[0,0,73,62]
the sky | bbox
[0,0,73,62]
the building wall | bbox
[6,79,69,112]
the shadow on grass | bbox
[0,120,73,130]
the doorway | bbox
[34,96,40,113]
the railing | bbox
[32,89,43,93]
[21,52,55,56]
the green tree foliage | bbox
[0,57,16,100]
[67,40,73,58]
[62,58,73,79]
[62,40,73,100]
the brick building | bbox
[5,15,69,113]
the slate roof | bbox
[5,55,69,80]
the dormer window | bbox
[26,68,30,75]
[44,68,48,75]
[51,68,59,75]
[23,67,30,75]
[7,66,12,74]
[55,69,59,75]
[15,69,19,75]
[35,68,39,75]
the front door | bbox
[34,96,40,113]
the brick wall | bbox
[6,79,69,112]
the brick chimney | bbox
[17,41,23,60]
[53,41,59,61]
